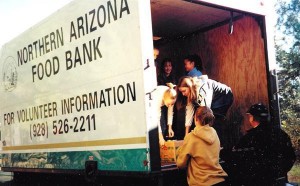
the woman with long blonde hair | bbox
[176,75,233,139]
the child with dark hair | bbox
[184,54,203,77]
[176,106,228,186]
[157,58,177,141]
[157,58,177,86]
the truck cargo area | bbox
[151,0,273,150]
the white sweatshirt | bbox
[154,86,174,132]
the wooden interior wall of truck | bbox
[155,16,269,148]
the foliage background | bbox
[276,0,300,158]
[276,0,300,183]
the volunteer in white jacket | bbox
[154,83,177,146]
[177,75,233,137]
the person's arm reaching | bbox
[185,103,194,136]
[167,105,174,137]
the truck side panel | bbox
[0,0,155,172]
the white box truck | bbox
[0,0,279,185]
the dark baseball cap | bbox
[246,103,269,118]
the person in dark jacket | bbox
[229,103,296,186]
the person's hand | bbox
[159,137,165,146]
[159,132,165,146]
[168,125,174,137]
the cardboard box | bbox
[160,140,183,166]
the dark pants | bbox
[160,106,168,139]
[172,105,186,140]
[212,104,232,147]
